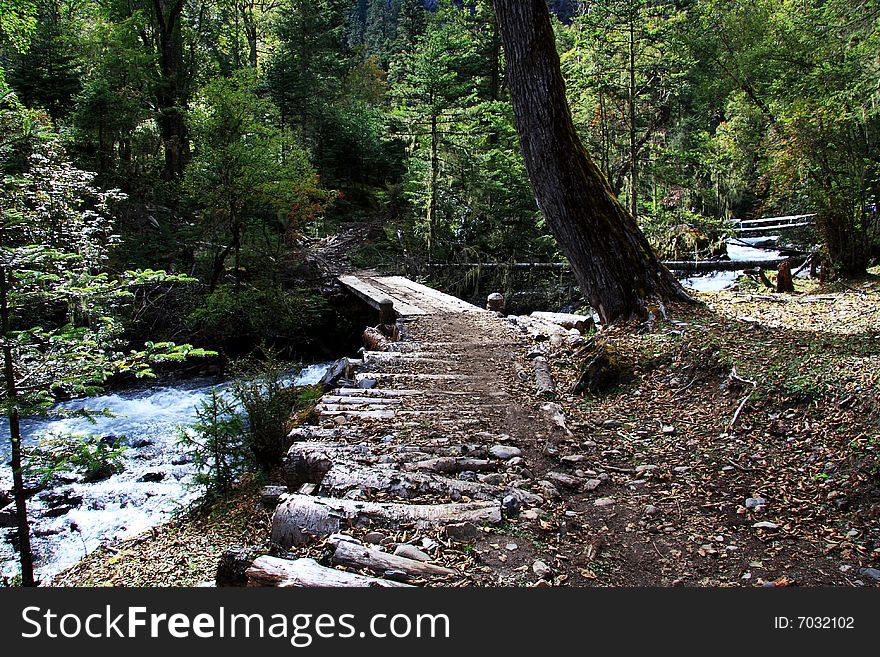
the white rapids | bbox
[0,362,331,583]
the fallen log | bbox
[246,556,412,588]
[405,457,497,474]
[533,356,557,399]
[530,311,594,333]
[271,494,502,548]
[332,540,457,580]
[283,442,500,500]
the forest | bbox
[1,0,879,588]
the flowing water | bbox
[0,363,331,582]
[678,238,787,292]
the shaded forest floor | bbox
[53,272,880,587]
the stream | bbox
[0,363,331,583]
[677,237,797,292]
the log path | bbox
[244,273,587,587]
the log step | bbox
[320,395,405,405]
[333,388,424,397]
[332,539,457,580]
[271,494,502,548]
[356,373,479,382]
[246,556,413,588]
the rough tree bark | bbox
[153,0,189,180]
[492,0,692,324]
[1,268,35,586]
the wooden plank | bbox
[734,221,814,233]
[379,276,483,313]
[666,256,807,272]
[333,388,424,397]
[338,275,426,316]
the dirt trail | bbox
[259,288,879,587]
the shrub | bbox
[231,350,301,471]
[177,389,246,495]
[186,283,325,352]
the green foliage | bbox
[559,0,692,218]
[186,283,325,351]
[230,349,302,470]
[691,0,880,272]
[1,95,212,583]
[0,0,36,53]
[185,70,333,288]
[25,433,128,483]
[390,1,551,262]
[639,208,731,260]
[176,388,246,495]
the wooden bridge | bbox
[732,213,816,238]
[337,272,485,317]
[238,273,590,587]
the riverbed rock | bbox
[502,494,522,516]
[489,445,522,460]
[546,472,581,490]
[532,560,553,580]
[216,546,261,586]
[538,480,561,500]
[39,490,83,518]
[444,522,479,543]
[859,567,880,581]
[478,473,506,486]
[0,505,16,528]
[394,544,431,562]
[138,471,166,483]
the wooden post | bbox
[486,293,505,313]
[776,261,794,293]
[379,298,396,325]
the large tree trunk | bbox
[492,0,691,324]
[153,0,189,180]
[1,268,35,586]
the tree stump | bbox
[486,293,505,313]
[776,260,794,293]
[571,340,628,395]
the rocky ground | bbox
[53,272,880,588]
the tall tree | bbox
[492,0,690,323]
